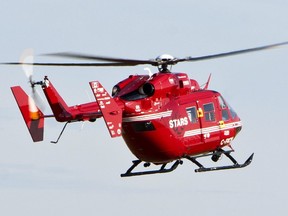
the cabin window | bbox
[203,103,215,122]
[186,107,197,123]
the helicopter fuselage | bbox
[10,71,247,176]
[113,72,242,163]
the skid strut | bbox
[51,121,70,144]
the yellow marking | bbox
[197,108,203,118]
[219,120,225,128]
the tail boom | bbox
[42,77,102,122]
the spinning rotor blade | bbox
[44,41,288,66]
[2,41,288,68]
[18,49,46,111]
[31,88,46,111]
[177,41,288,63]
[2,62,138,67]
[44,52,157,66]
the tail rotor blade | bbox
[28,94,41,120]
[19,49,46,111]
[32,88,46,112]
[20,48,34,79]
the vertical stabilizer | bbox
[42,77,71,122]
[90,81,122,138]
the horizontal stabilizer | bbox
[90,81,122,138]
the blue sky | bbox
[1,1,288,215]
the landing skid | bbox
[121,160,182,177]
[121,150,254,177]
[185,150,254,173]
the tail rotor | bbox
[20,49,45,112]
[9,49,46,142]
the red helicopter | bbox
[4,42,288,177]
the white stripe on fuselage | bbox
[122,110,172,122]
[122,111,241,138]
[184,121,242,137]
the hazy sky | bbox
[1,0,288,215]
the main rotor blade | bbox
[1,62,139,67]
[44,52,157,66]
[178,41,288,62]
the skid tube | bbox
[185,150,254,173]
[121,160,182,177]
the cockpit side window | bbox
[218,96,230,121]
[218,96,227,109]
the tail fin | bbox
[90,81,122,138]
[11,86,44,142]
[41,77,71,122]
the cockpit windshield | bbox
[218,95,238,120]
[228,104,238,119]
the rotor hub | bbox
[155,54,176,72]
[155,54,175,63]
